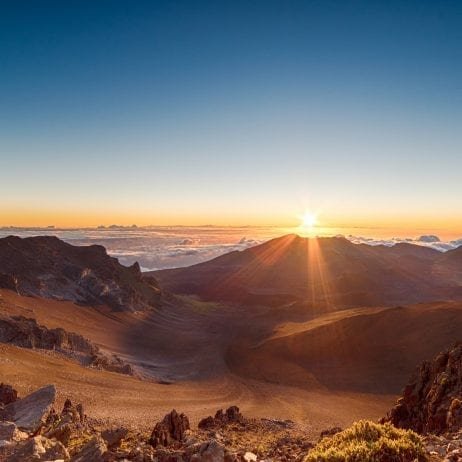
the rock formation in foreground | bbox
[386,342,462,435]
[0,384,315,461]
[0,235,161,311]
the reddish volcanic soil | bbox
[0,289,395,437]
[3,287,462,437]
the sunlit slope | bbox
[152,235,462,307]
[226,301,462,394]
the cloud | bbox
[1,226,461,271]
[417,235,441,243]
[179,238,197,245]
[348,234,462,252]
[238,237,260,246]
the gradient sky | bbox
[1,1,461,233]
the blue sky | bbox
[1,1,461,231]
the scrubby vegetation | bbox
[305,420,427,462]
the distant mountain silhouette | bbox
[151,234,462,307]
[0,235,161,311]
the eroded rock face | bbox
[150,410,190,448]
[0,314,134,375]
[386,342,462,434]
[0,315,96,354]
[4,384,56,434]
[0,235,161,312]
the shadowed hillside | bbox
[225,301,462,394]
[0,235,161,311]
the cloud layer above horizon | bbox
[0,226,461,271]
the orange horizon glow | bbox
[1,207,462,241]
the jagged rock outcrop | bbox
[386,342,462,434]
[0,315,96,354]
[45,398,86,446]
[0,314,134,375]
[149,409,190,447]
[198,406,243,429]
[0,235,161,311]
[3,384,56,434]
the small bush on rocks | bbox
[305,420,427,462]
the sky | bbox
[1,0,461,235]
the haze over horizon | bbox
[1,0,461,234]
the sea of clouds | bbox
[0,226,268,271]
[348,234,462,252]
[1,226,461,271]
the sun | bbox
[300,211,318,229]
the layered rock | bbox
[386,342,462,434]
[0,314,134,375]
[0,235,161,311]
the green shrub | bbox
[305,420,427,462]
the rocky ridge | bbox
[0,235,161,312]
[0,314,134,375]
[385,342,462,461]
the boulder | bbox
[243,452,257,462]
[190,440,225,462]
[150,410,190,447]
[6,435,69,461]
[71,435,107,462]
[101,426,128,448]
[5,384,56,434]
[0,384,18,405]
[0,421,28,442]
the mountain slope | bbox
[0,236,161,311]
[226,301,462,394]
[151,235,462,307]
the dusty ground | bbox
[0,289,400,438]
